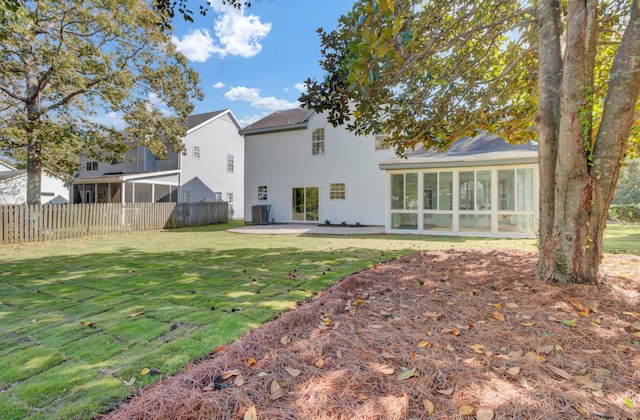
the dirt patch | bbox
[103,249,640,419]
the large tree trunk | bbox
[25,51,42,205]
[537,0,640,284]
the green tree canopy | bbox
[301,0,640,284]
[0,0,203,203]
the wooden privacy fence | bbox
[0,202,228,244]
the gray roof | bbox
[239,108,312,135]
[380,133,538,170]
[0,169,26,182]
[186,110,226,130]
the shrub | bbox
[609,204,640,223]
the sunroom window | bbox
[391,173,418,229]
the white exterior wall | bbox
[244,112,395,226]
[180,112,245,219]
[41,173,70,203]
[0,173,68,204]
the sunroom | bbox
[379,134,539,238]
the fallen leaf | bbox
[378,365,395,375]
[285,367,301,377]
[591,389,604,398]
[81,321,94,327]
[476,406,494,420]
[470,344,485,354]
[441,328,460,336]
[437,388,454,396]
[560,319,577,327]
[246,357,256,368]
[459,405,474,415]
[536,345,555,354]
[546,364,573,380]
[29,319,37,324]
[280,335,291,345]
[257,372,268,377]
[520,321,536,327]
[100,368,121,375]
[504,350,523,361]
[269,380,285,400]
[315,358,325,368]
[493,312,505,322]
[418,340,435,348]
[358,394,369,400]
[214,346,228,354]
[336,350,343,359]
[129,311,144,318]
[524,352,546,363]
[424,311,441,318]
[123,377,135,386]
[505,302,519,309]
[234,374,245,387]
[631,321,640,331]
[244,405,258,420]
[623,397,634,408]
[221,369,241,380]
[140,368,150,376]
[396,367,417,381]
[506,366,520,376]
[490,303,502,309]
[574,404,589,416]
[423,399,435,414]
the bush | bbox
[609,204,640,223]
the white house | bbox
[241,108,397,226]
[71,109,245,219]
[0,160,69,204]
[242,109,539,238]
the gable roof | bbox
[239,108,313,136]
[186,109,242,134]
[0,169,26,182]
[379,133,538,170]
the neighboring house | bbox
[0,160,69,204]
[70,109,245,219]
[242,109,539,238]
[241,108,397,226]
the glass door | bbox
[292,187,319,221]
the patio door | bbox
[292,187,319,222]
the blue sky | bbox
[168,0,353,127]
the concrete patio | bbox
[227,223,386,235]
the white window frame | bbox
[329,183,346,200]
[375,134,390,150]
[227,154,234,173]
[227,192,233,204]
[181,189,192,203]
[258,186,267,200]
[312,128,325,155]
[192,145,200,159]
[86,161,98,171]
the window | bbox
[86,161,98,171]
[312,128,325,155]
[227,192,233,204]
[330,183,346,200]
[258,186,267,200]
[390,173,418,230]
[227,154,234,172]
[154,154,166,161]
[192,145,200,159]
[181,189,192,203]
[375,134,390,150]
[423,172,453,231]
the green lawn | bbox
[0,221,636,419]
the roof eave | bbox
[239,122,309,136]
[379,156,539,170]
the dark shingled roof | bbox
[186,110,226,130]
[0,169,26,182]
[240,108,310,135]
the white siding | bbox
[244,112,395,225]
[181,112,245,218]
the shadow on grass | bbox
[0,245,399,420]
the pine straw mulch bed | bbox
[103,249,640,420]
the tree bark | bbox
[538,0,640,284]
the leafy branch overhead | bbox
[0,0,203,203]
[300,0,638,156]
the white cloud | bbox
[172,1,271,62]
[238,113,269,128]
[209,1,271,58]
[294,82,307,92]
[91,112,126,130]
[212,82,226,89]
[171,29,217,62]
[225,86,299,111]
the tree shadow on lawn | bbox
[0,246,397,420]
[103,249,640,420]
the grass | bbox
[0,221,637,419]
